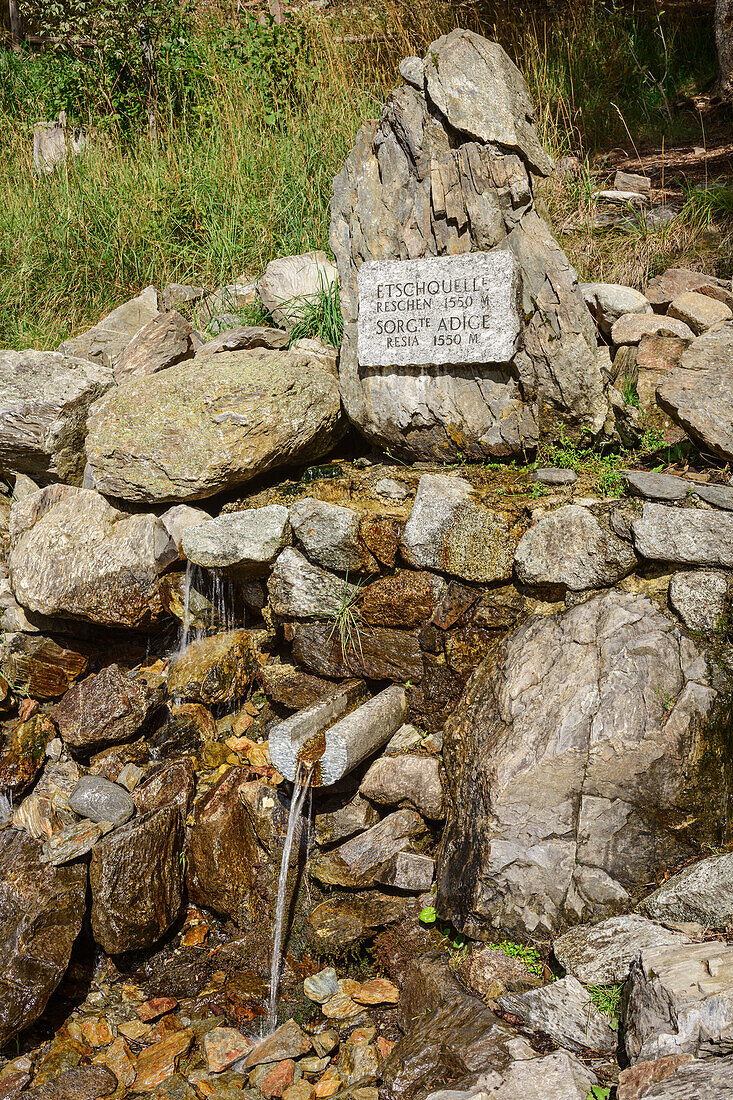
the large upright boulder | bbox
[0,351,113,484]
[85,349,343,502]
[330,30,610,462]
[437,591,731,940]
[8,485,174,627]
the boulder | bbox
[68,776,135,826]
[0,351,113,484]
[1,632,90,699]
[258,251,338,330]
[306,893,407,952]
[499,975,616,1052]
[645,267,731,312]
[310,809,427,887]
[186,767,260,921]
[89,804,184,953]
[619,1055,733,1099]
[58,286,159,370]
[657,353,733,463]
[53,665,162,753]
[632,503,733,566]
[668,569,728,634]
[259,662,340,710]
[438,591,731,940]
[553,915,692,985]
[400,474,524,582]
[582,282,652,335]
[359,571,445,628]
[639,851,733,928]
[471,1052,598,1100]
[113,310,196,381]
[8,486,173,627]
[289,498,377,574]
[331,31,608,463]
[667,291,732,334]
[514,504,637,590]
[0,828,86,1046]
[376,851,435,892]
[167,629,267,704]
[268,547,352,619]
[610,313,694,346]
[181,506,292,571]
[623,941,733,1062]
[85,349,343,502]
[315,792,380,848]
[197,325,290,356]
[360,754,444,819]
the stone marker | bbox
[357,252,520,368]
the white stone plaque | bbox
[357,251,520,368]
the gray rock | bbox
[181,506,291,571]
[159,503,211,553]
[622,1055,733,1098]
[398,55,424,87]
[640,851,733,928]
[58,286,159,370]
[258,251,338,330]
[581,282,653,336]
[360,754,444,819]
[113,309,195,381]
[424,30,553,174]
[623,941,733,1062]
[331,33,607,463]
[514,504,637,589]
[41,819,112,866]
[553,915,692,985]
[85,348,343,502]
[24,1065,118,1100]
[162,282,207,312]
[8,486,173,627]
[400,474,523,582]
[499,975,616,1052]
[532,467,578,485]
[68,776,135,826]
[668,569,728,634]
[315,792,379,847]
[304,967,340,1004]
[657,333,733,461]
[268,547,353,619]
[625,470,691,502]
[0,351,113,484]
[438,591,729,940]
[197,278,256,328]
[693,483,733,511]
[632,503,733,566]
[376,850,435,892]
[310,809,427,887]
[481,1052,598,1100]
[610,313,695,346]
[668,290,732,334]
[196,325,289,356]
[289,497,376,573]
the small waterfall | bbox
[178,560,194,656]
[266,761,316,1032]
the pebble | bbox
[351,978,400,1005]
[204,1026,254,1073]
[311,1030,339,1058]
[303,967,340,1004]
[321,992,363,1020]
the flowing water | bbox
[266,761,316,1032]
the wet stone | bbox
[375,851,435,893]
[23,1066,118,1100]
[307,893,408,952]
[53,664,162,754]
[244,1020,312,1068]
[68,776,135,826]
[131,1029,194,1092]
[352,978,399,1006]
[41,819,113,865]
[304,968,340,1004]
[204,1026,254,1072]
[310,810,428,888]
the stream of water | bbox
[265,761,316,1033]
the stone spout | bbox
[269,684,407,786]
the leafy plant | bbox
[487,939,544,977]
[586,1086,612,1100]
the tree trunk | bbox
[715,0,733,99]
[9,0,22,52]
[137,22,157,144]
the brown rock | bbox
[321,993,362,1020]
[132,1029,193,1092]
[148,702,215,761]
[292,622,422,683]
[90,804,184,953]
[430,581,482,630]
[114,310,195,382]
[131,758,195,815]
[0,829,86,1047]
[283,1083,314,1100]
[1,633,90,700]
[0,713,54,795]
[24,1066,117,1100]
[186,767,260,921]
[203,1026,254,1072]
[306,893,407,953]
[310,810,427,888]
[97,1037,136,1090]
[359,572,444,628]
[259,662,339,710]
[359,517,401,567]
[53,665,162,754]
[360,755,444,819]
[256,1059,296,1099]
[244,1019,312,1068]
[137,997,179,1021]
[455,945,542,1000]
[645,267,730,311]
[352,978,399,1005]
[167,629,267,705]
[617,1053,695,1100]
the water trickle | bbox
[178,560,195,656]
[266,761,316,1032]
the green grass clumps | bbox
[534,427,666,497]
[288,277,344,348]
[586,981,624,1027]
[486,939,544,977]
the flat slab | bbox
[357,251,520,367]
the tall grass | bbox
[0,1,721,349]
